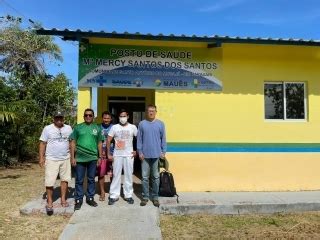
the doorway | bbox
[108,96,145,126]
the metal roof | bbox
[36,28,320,47]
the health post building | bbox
[37,29,320,191]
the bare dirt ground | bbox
[0,164,70,240]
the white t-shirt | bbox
[39,123,73,160]
[108,123,137,157]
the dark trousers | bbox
[75,160,97,201]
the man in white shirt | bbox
[39,111,72,215]
[107,109,137,205]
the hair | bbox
[146,104,157,111]
[118,109,128,116]
[84,108,94,115]
[101,111,112,118]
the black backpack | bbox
[159,170,179,203]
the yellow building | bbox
[38,29,320,192]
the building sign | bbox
[79,44,222,91]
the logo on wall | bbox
[193,79,199,88]
[154,79,162,87]
[134,78,143,87]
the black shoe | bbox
[46,205,53,216]
[140,199,148,206]
[152,199,160,207]
[124,197,134,204]
[74,200,82,211]
[108,197,119,205]
[86,198,98,207]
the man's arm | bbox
[70,140,76,166]
[137,123,144,160]
[97,141,103,165]
[39,141,47,167]
[106,135,114,161]
[132,125,138,157]
[160,122,167,158]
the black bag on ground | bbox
[159,170,179,203]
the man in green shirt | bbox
[70,108,104,210]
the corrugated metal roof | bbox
[36,28,320,46]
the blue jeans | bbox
[75,160,97,201]
[141,158,160,200]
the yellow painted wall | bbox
[168,152,320,191]
[156,44,320,143]
[89,37,208,48]
[153,43,320,191]
[77,87,91,123]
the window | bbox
[264,82,306,120]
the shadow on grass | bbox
[0,174,22,179]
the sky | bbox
[1,0,320,89]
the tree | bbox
[0,16,75,165]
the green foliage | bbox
[0,16,76,165]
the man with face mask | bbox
[107,109,137,205]
[39,110,73,215]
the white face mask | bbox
[119,117,128,124]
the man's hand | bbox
[71,158,77,167]
[139,153,144,161]
[160,153,165,159]
[108,154,113,162]
[39,158,45,168]
[132,151,137,157]
[97,158,101,166]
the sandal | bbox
[61,202,70,207]
[46,205,53,216]
[99,194,105,201]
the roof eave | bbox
[35,29,320,47]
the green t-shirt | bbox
[70,122,104,162]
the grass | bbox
[161,213,320,239]
[0,164,70,240]
[2,164,320,239]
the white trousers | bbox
[109,156,134,199]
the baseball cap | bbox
[53,110,64,117]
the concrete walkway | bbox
[159,191,320,215]
[59,194,161,240]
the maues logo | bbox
[163,80,188,87]
[112,80,132,85]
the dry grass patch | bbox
[0,164,70,240]
[161,213,320,239]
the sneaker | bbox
[140,199,148,206]
[152,199,160,207]
[46,205,53,216]
[124,197,134,204]
[86,198,98,207]
[74,200,82,211]
[108,197,119,205]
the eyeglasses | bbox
[84,114,93,117]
